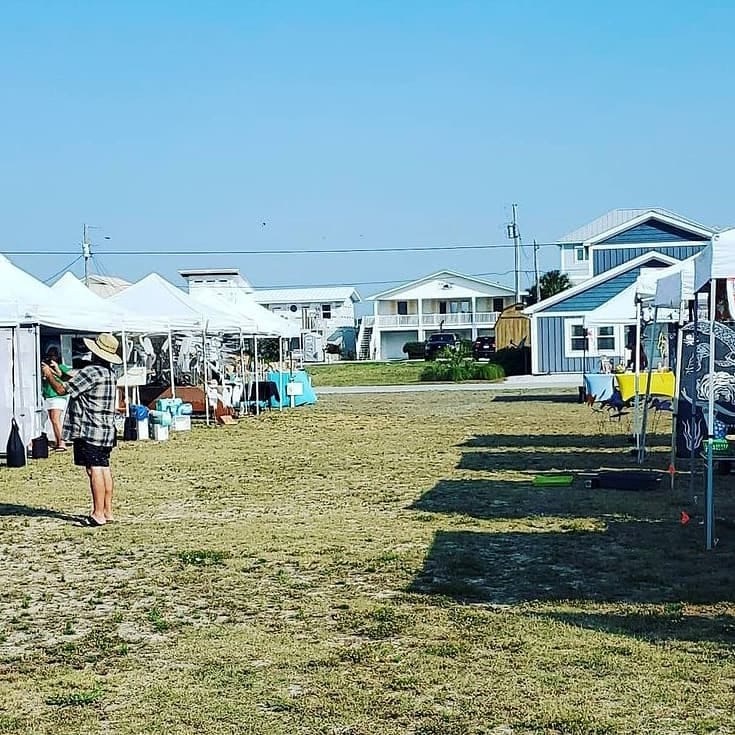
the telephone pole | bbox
[507,204,521,303]
[533,239,541,303]
[82,223,92,286]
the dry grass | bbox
[1,391,735,734]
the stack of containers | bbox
[155,397,194,432]
[129,404,150,441]
[149,409,172,441]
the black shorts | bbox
[73,439,113,468]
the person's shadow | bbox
[0,503,81,523]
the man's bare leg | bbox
[49,409,66,449]
[102,468,114,521]
[87,467,107,525]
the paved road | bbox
[317,374,583,395]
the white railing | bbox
[372,315,420,328]
[368,312,501,329]
[421,312,500,327]
[362,316,376,327]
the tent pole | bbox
[669,316,684,492]
[638,307,658,464]
[254,337,260,416]
[121,327,130,417]
[239,328,246,413]
[202,326,210,426]
[278,336,284,412]
[168,322,176,400]
[705,278,716,550]
[689,293,699,502]
[633,301,641,452]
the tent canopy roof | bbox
[110,273,251,332]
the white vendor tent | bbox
[189,288,290,337]
[109,273,245,332]
[52,273,158,332]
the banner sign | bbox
[676,320,735,457]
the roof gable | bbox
[558,208,714,245]
[598,218,710,246]
[370,270,515,301]
[524,251,678,315]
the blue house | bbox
[526,208,716,374]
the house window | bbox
[597,326,616,352]
[397,301,408,316]
[575,247,589,262]
[321,304,332,319]
[493,298,505,313]
[570,324,589,352]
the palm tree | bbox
[526,270,572,306]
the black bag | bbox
[122,416,138,441]
[6,419,26,468]
[31,433,49,460]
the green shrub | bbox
[402,341,425,359]
[420,354,505,383]
[493,346,531,376]
[471,362,505,381]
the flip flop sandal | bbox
[55,447,68,453]
[78,516,105,528]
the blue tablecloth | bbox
[584,374,615,402]
[266,370,318,408]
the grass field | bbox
[306,361,426,386]
[2,391,735,734]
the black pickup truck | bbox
[424,332,460,360]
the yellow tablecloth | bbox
[615,372,675,401]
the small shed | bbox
[495,304,530,350]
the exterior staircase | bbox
[357,322,373,360]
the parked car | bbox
[424,332,460,360]
[472,335,496,360]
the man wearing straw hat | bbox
[41,333,121,527]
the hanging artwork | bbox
[676,320,735,457]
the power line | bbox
[42,255,83,285]
[3,241,560,257]
[247,269,542,291]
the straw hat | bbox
[83,333,122,364]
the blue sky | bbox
[2,1,733,306]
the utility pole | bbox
[533,239,541,303]
[506,204,521,303]
[82,223,92,286]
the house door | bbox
[439,301,447,314]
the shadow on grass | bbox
[409,478,667,521]
[408,525,735,606]
[456,449,659,473]
[459,433,648,449]
[536,609,735,644]
[0,503,81,523]
[490,393,580,404]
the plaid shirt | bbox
[62,365,118,447]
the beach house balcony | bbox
[359,270,518,360]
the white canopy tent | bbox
[51,272,159,332]
[196,287,300,338]
[110,273,272,422]
[109,273,244,332]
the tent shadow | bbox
[490,393,580,404]
[409,478,669,521]
[408,525,735,606]
[459,434,641,449]
[0,503,81,524]
[534,609,735,645]
[456,449,660,473]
